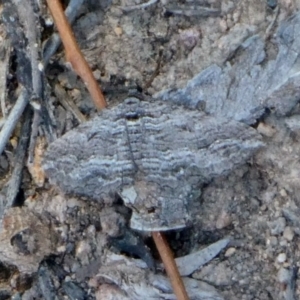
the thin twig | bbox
[152,231,189,300]
[43,0,84,66]
[27,102,42,164]
[0,89,29,156]
[264,5,279,40]
[166,7,220,17]
[54,84,87,123]
[5,107,32,208]
[0,39,11,119]
[14,0,43,99]
[13,0,56,163]
[121,0,159,11]
[45,0,107,110]
[143,47,163,90]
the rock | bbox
[277,266,298,299]
[75,240,91,265]
[96,284,129,300]
[276,253,287,263]
[62,281,88,300]
[100,207,125,237]
[283,226,294,241]
[257,122,276,137]
[279,189,287,197]
[277,267,290,283]
[156,13,300,124]
[216,211,232,229]
[266,236,278,247]
[224,247,236,257]
[268,217,286,235]
[284,115,300,136]
[0,207,57,274]
[97,252,225,300]
[175,238,230,276]
[193,262,234,286]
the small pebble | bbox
[267,0,277,9]
[279,239,288,247]
[216,211,232,229]
[10,137,18,149]
[192,262,233,286]
[277,253,287,263]
[67,197,82,208]
[268,217,286,235]
[260,204,267,211]
[93,69,102,80]
[88,278,99,289]
[114,26,123,36]
[279,189,287,197]
[225,247,236,257]
[44,17,53,26]
[283,226,294,241]
[57,245,66,253]
[257,122,276,137]
[266,236,278,246]
[70,261,80,273]
[178,28,201,51]
[277,267,290,283]
[75,241,91,265]
[87,225,96,237]
[100,207,125,236]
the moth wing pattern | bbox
[43,107,136,200]
[43,98,263,231]
[118,99,263,230]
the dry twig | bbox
[5,107,32,208]
[0,39,10,119]
[54,84,87,123]
[152,231,190,300]
[14,0,43,99]
[121,0,159,11]
[43,0,84,66]
[166,6,220,17]
[0,89,29,156]
[46,0,107,110]
[10,0,56,163]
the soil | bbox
[1,0,300,299]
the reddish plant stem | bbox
[152,231,190,300]
[46,2,188,299]
[46,0,107,110]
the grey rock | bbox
[98,252,225,300]
[175,238,230,276]
[284,115,300,135]
[0,207,56,274]
[268,217,286,235]
[37,264,56,300]
[155,13,300,125]
[62,281,87,300]
[282,208,300,236]
[277,267,298,300]
[11,293,21,300]
[43,98,262,231]
[193,262,234,287]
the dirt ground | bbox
[2,0,300,299]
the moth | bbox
[42,13,300,231]
[42,98,262,231]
